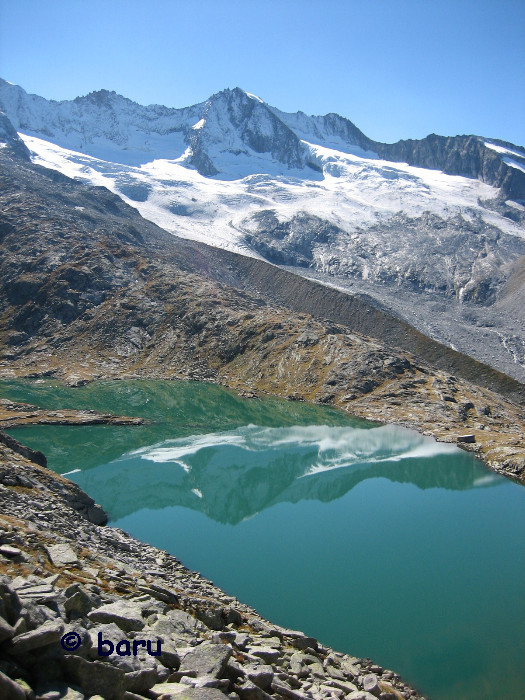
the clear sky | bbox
[0,0,524,145]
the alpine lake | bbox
[1,379,524,700]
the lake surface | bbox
[1,379,524,700]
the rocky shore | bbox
[0,433,426,700]
[0,398,144,430]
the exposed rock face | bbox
[0,112,30,161]
[375,134,525,201]
[0,439,425,699]
[272,105,525,200]
[239,208,525,304]
[187,89,318,176]
[2,77,521,197]
[0,81,318,177]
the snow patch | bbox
[246,92,264,103]
[484,141,525,159]
[191,118,205,130]
[503,157,525,174]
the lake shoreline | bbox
[0,429,426,700]
[1,371,523,486]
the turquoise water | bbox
[2,379,524,700]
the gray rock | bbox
[124,667,160,693]
[324,664,345,681]
[289,634,318,651]
[289,653,308,678]
[0,614,15,643]
[21,601,58,630]
[62,655,126,700]
[179,643,232,678]
[247,647,280,664]
[0,671,26,700]
[193,605,225,630]
[150,681,190,697]
[233,633,250,650]
[457,434,476,443]
[140,583,179,605]
[46,544,78,567]
[64,589,93,618]
[244,664,274,690]
[0,545,22,558]
[324,678,358,694]
[87,504,108,525]
[12,617,27,636]
[152,609,208,644]
[159,641,181,670]
[181,675,230,689]
[87,600,145,632]
[179,689,232,700]
[8,619,64,654]
[87,622,126,659]
[34,682,84,700]
[237,680,273,700]
[340,658,360,678]
[270,678,310,700]
[0,577,22,624]
[362,674,380,697]
[223,606,243,626]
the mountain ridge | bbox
[1,78,524,382]
[1,77,524,197]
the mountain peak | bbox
[0,77,523,197]
[210,87,264,103]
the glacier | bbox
[1,78,524,380]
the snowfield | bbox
[20,131,524,255]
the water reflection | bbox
[71,424,499,524]
[1,379,372,472]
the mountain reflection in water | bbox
[69,424,499,524]
[1,380,522,700]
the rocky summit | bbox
[0,432,425,700]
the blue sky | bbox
[1,0,524,145]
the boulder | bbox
[46,544,78,568]
[179,643,232,678]
[0,615,15,643]
[62,656,126,700]
[0,671,26,700]
[87,601,145,632]
[8,619,64,654]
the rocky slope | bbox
[0,435,425,700]
[1,79,524,381]
[0,147,523,483]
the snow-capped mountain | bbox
[1,78,524,380]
